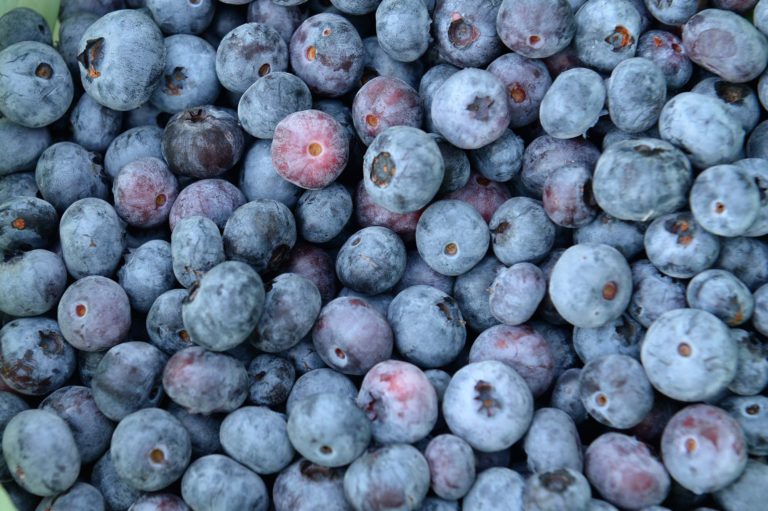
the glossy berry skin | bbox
[220,406,294,475]
[585,433,671,510]
[58,198,126,279]
[312,297,393,375]
[433,0,504,68]
[443,360,533,452]
[523,468,592,511]
[363,126,444,214]
[524,407,582,474]
[593,138,692,222]
[352,76,422,146]
[549,243,632,329]
[387,285,466,368]
[690,164,760,237]
[343,444,430,511]
[682,9,768,83]
[77,9,166,111]
[487,53,552,129]
[113,157,179,228]
[163,347,249,415]
[644,212,720,279]
[637,30,691,91]
[721,395,768,456]
[57,276,131,352]
[336,226,405,295]
[574,0,642,72]
[273,459,348,511]
[431,68,511,150]
[579,354,654,429]
[496,0,575,59]
[661,404,747,495]
[356,360,438,445]
[375,0,430,62]
[489,197,556,266]
[0,41,73,128]
[247,354,295,406]
[0,318,74,396]
[2,409,80,497]
[110,408,191,492]
[215,22,287,94]
[686,269,754,326]
[416,200,489,277]
[289,13,365,97]
[40,386,114,465]
[223,199,296,273]
[163,106,245,179]
[169,178,246,232]
[272,109,350,190]
[182,455,268,511]
[288,392,371,467]
[641,308,737,402]
[285,243,337,304]
[34,142,108,214]
[0,250,67,318]
[92,341,168,422]
[540,67,605,139]
[286,367,357,416]
[542,164,598,228]
[425,434,476,501]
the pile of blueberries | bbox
[3,0,768,510]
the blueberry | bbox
[343,444,430,511]
[289,13,364,97]
[34,142,108,214]
[727,329,768,396]
[272,459,348,511]
[550,368,589,424]
[3,409,80,496]
[416,200,489,277]
[585,433,671,509]
[453,255,504,332]
[170,215,224,289]
[362,126,444,213]
[128,493,189,511]
[146,0,215,35]
[487,52,552,129]
[432,0,504,68]
[285,367,356,415]
[150,34,220,113]
[659,92,744,168]
[436,139,471,194]
[469,130,524,184]
[747,119,768,160]
[0,173,37,204]
[523,468,592,511]
[396,250,455,296]
[248,0,307,43]
[167,402,222,457]
[0,8,52,50]
[548,243,632,329]
[362,36,424,90]
[387,285,466,368]
[463,467,525,511]
[490,197,556,265]
[103,126,164,181]
[443,360,533,452]
[247,354,295,406]
[686,269,754,326]
[637,30,692,90]
[38,386,111,471]
[542,164,598,228]
[287,392,371,468]
[77,10,166,111]
[0,196,58,253]
[169,178,247,232]
[223,199,296,273]
[238,72,312,139]
[162,106,245,179]
[215,22,287,94]
[117,240,175,313]
[715,460,768,511]
[90,452,142,511]
[430,68,511,150]
[497,0,575,59]
[539,67,605,139]
[683,9,768,83]
[0,391,28,481]
[182,260,264,351]
[181,454,269,511]
[643,212,720,279]
[592,138,692,222]
[532,320,578,377]
[425,434,476,500]
[0,120,51,177]
[0,250,67,317]
[220,406,294,474]
[573,313,644,362]
[692,78,760,133]
[69,93,123,153]
[352,76,422,146]
[296,183,353,244]
[0,42,73,128]
[336,226,406,295]
[607,57,667,133]
[163,346,248,414]
[59,198,127,279]
[419,63,460,134]
[574,0,642,72]
[524,408,583,474]
[721,395,768,456]
[520,135,601,198]
[57,275,131,351]
[641,308,737,402]
[690,164,761,237]
[469,324,555,398]
[239,139,302,208]
[146,289,194,355]
[36,482,106,511]
[573,214,646,259]
[661,404,747,494]
[628,260,686,328]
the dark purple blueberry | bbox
[396,250,454,296]
[285,243,337,304]
[520,135,601,198]
[550,368,588,424]
[168,178,246,231]
[585,433,671,509]
[163,346,249,414]
[221,406,294,474]
[352,76,422,146]
[312,296,393,375]
[167,402,222,457]
[90,452,142,511]
[661,404,747,494]
[637,30,692,90]
[542,164,598,228]
[247,354,295,406]
[355,180,421,242]
[444,174,510,226]
[0,197,57,253]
